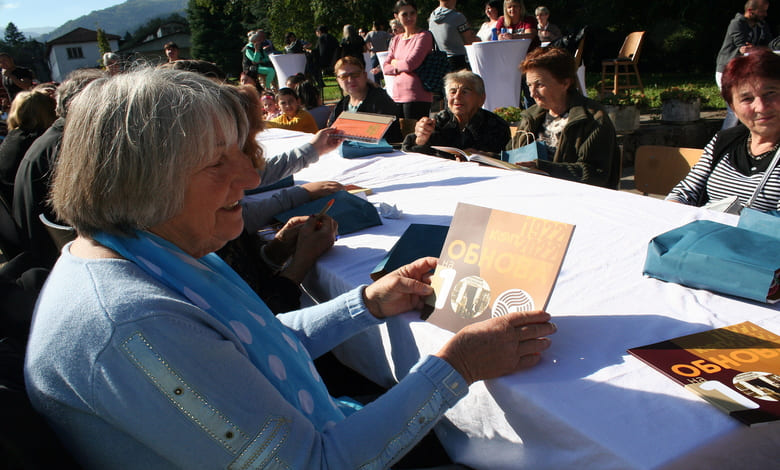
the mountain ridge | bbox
[40,0,187,42]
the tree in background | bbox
[188,0,247,77]
[4,23,26,47]
[96,28,112,57]
[0,22,49,82]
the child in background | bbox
[266,87,319,134]
[295,80,331,130]
[260,91,281,120]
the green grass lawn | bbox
[322,76,343,103]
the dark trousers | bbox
[399,101,432,120]
[447,54,468,72]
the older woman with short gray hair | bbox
[535,5,562,43]
[25,67,556,469]
[403,70,510,156]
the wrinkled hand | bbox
[514,160,538,169]
[363,257,437,319]
[414,117,435,146]
[280,215,338,282]
[436,311,556,385]
[268,216,310,260]
[310,128,345,155]
[302,181,344,200]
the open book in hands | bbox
[431,146,549,174]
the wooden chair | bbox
[600,31,646,97]
[634,145,702,196]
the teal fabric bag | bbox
[339,139,394,159]
[275,190,381,235]
[500,141,548,164]
[643,217,780,303]
[500,131,549,163]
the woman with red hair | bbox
[667,49,780,212]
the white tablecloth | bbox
[466,39,531,112]
[268,53,306,88]
[258,133,780,469]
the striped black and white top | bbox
[666,133,780,212]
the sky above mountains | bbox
[1,0,124,31]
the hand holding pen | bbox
[314,198,335,230]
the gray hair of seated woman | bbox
[51,67,251,237]
[535,6,550,16]
[443,70,486,96]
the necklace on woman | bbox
[746,134,780,162]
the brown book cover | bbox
[628,321,780,426]
[424,202,574,332]
[331,111,396,143]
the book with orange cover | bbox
[628,321,780,426]
[331,111,396,143]
[424,202,574,332]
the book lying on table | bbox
[331,111,397,144]
[430,146,549,174]
[628,321,780,426]
[344,184,373,197]
[424,202,574,333]
[370,224,450,281]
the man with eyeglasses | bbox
[327,56,403,143]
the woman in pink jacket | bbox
[382,0,433,120]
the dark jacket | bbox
[512,91,620,189]
[402,108,511,155]
[315,33,339,73]
[0,128,44,205]
[11,118,63,268]
[716,13,773,73]
[328,86,403,144]
[339,37,366,65]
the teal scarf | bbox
[93,230,347,430]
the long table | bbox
[258,130,780,469]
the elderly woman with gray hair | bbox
[24,67,556,469]
[535,6,562,43]
[403,70,511,156]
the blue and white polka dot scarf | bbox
[93,230,347,430]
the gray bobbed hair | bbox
[52,67,250,237]
[443,70,486,96]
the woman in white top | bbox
[476,0,503,42]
